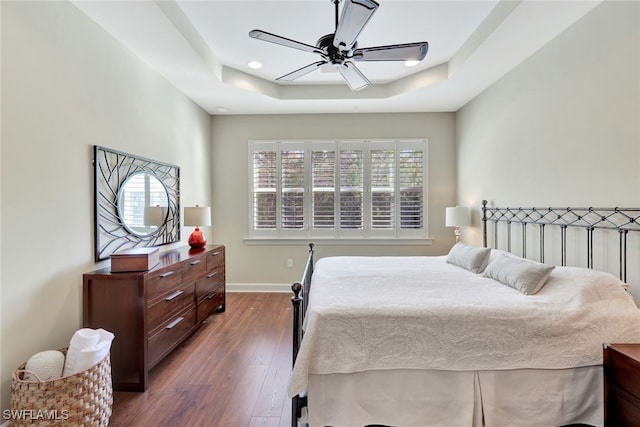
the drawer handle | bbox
[190,260,201,266]
[165,290,184,301]
[206,292,217,300]
[165,317,184,329]
[160,271,175,278]
[207,271,218,279]
[212,252,221,256]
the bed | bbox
[288,201,640,427]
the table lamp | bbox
[184,205,211,249]
[445,206,470,242]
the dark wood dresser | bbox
[83,245,225,391]
[604,343,640,427]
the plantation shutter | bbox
[339,145,364,231]
[281,149,305,230]
[370,148,395,230]
[399,146,424,230]
[251,146,277,230]
[312,148,336,230]
[249,139,427,239]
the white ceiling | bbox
[71,0,602,115]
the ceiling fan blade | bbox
[276,61,327,82]
[353,42,429,62]
[249,30,325,56]
[337,61,371,91]
[333,0,379,52]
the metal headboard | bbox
[481,200,640,283]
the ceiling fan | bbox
[249,0,429,91]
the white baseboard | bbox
[226,282,291,293]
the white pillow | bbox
[446,242,491,274]
[24,350,65,381]
[484,253,555,295]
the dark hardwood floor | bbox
[109,292,293,427]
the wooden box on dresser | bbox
[83,245,225,392]
[603,343,640,427]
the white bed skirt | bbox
[306,366,603,427]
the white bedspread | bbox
[289,255,640,397]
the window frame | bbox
[247,139,430,243]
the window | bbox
[249,139,428,239]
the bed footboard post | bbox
[304,243,314,315]
[482,200,488,247]
[291,282,302,427]
[539,224,546,263]
[291,243,314,427]
[292,282,303,368]
[619,228,628,282]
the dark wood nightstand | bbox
[603,343,640,427]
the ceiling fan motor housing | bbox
[317,33,357,62]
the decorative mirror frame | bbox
[93,145,180,261]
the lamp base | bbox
[188,227,207,249]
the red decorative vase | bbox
[188,227,207,249]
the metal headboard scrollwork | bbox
[482,200,640,283]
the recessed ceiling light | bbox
[404,60,419,67]
[248,61,262,69]
[216,106,228,113]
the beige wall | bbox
[211,113,457,286]
[456,0,640,301]
[0,1,211,412]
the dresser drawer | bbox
[148,305,196,368]
[195,266,224,301]
[147,267,184,303]
[147,282,195,336]
[196,286,224,323]
[206,248,225,271]
[609,348,640,400]
[607,387,640,427]
[183,256,207,284]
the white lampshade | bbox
[445,206,470,227]
[144,206,166,226]
[184,206,211,227]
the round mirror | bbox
[117,172,169,237]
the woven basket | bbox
[10,348,113,427]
